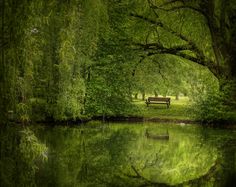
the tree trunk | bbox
[142,92,145,101]
[175,93,179,100]
[154,91,158,97]
[0,0,6,122]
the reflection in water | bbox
[0,125,47,187]
[0,123,235,186]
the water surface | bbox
[0,122,235,186]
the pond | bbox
[0,122,235,186]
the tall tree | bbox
[122,0,236,102]
[0,0,30,122]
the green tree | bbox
[126,0,236,102]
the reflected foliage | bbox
[1,123,234,186]
[0,125,47,187]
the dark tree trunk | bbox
[142,92,145,101]
[175,93,179,100]
[154,91,158,97]
[0,0,6,122]
[205,0,236,104]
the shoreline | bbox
[5,116,236,129]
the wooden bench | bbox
[145,97,170,108]
[145,129,169,140]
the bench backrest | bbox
[148,97,170,102]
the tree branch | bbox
[129,3,220,77]
[129,13,163,27]
[160,0,184,7]
[133,42,195,54]
[132,55,145,76]
[150,4,208,19]
[146,50,219,78]
[130,11,209,69]
[132,40,218,75]
[129,13,204,58]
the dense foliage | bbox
[1,0,236,123]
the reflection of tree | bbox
[35,126,139,186]
[0,126,47,187]
[90,127,137,185]
[118,127,220,186]
[218,139,236,186]
[198,127,236,186]
[15,124,234,187]
[123,152,220,186]
[125,164,169,187]
[77,130,88,181]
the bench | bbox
[145,97,170,108]
[145,129,169,140]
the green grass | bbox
[130,96,194,121]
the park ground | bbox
[129,96,194,122]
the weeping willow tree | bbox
[0,0,111,123]
[0,0,31,123]
[1,0,134,123]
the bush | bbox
[191,90,236,124]
[16,102,31,124]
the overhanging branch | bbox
[129,13,163,27]
[132,41,218,73]
[149,2,208,19]
[132,42,195,54]
[147,50,219,78]
[130,12,206,68]
[130,13,203,53]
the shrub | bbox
[191,90,236,124]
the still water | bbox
[0,122,235,186]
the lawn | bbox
[130,96,194,121]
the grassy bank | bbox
[130,96,194,121]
